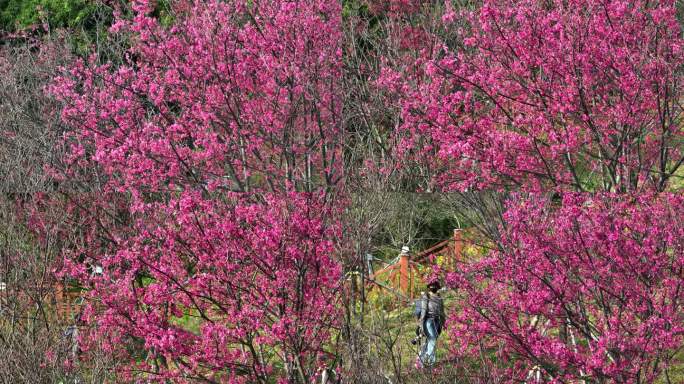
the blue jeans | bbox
[419,318,439,366]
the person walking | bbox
[417,278,445,367]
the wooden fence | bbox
[366,229,472,299]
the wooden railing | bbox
[53,282,84,324]
[0,281,85,327]
[367,229,467,299]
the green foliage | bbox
[149,0,173,27]
[0,0,173,42]
[0,0,100,31]
[342,0,372,20]
[371,194,462,261]
[170,308,202,335]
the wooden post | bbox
[55,282,64,323]
[409,265,414,299]
[400,249,409,296]
[453,229,463,270]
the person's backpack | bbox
[413,295,445,334]
[413,298,422,319]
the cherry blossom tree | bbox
[387,0,684,193]
[450,193,684,382]
[47,0,345,382]
[381,0,684,382]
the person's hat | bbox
[426,277,441,290]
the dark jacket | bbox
[419,292,445,335]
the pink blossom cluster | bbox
[380,0,684,381]
[386,0,684,193]
[448,193,684,381]
[48,0,344,381]
[60,192,342,382]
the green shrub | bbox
[0,0,100,31]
